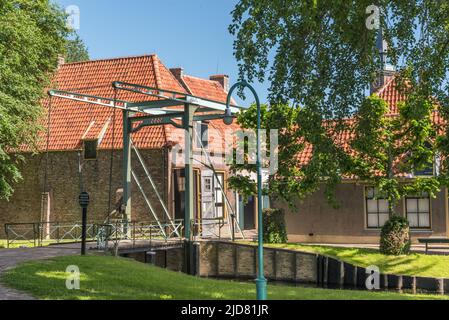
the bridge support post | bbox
[183,103,198,275]
[122,110,132,225]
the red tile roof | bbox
[37,55,235,153]
[182,75,229,103]
[81,120,108,141]
[162,73,240,152]
[376,77,407,114]
[39,54,437,179]
[296,77,444,176]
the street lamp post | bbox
[225,81,267,301]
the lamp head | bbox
[223,107,234,126]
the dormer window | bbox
[195,121,209,149]
[84,140,98,160]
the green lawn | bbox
[0,240,31,249]
[0,239,76,249]
[1,255,447,300]
[258,243,449,279]
[0,240,44,249]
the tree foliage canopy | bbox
[351,95,440,211]
[229,104,304,206]
[229,1,449,208]
[0,0,68,199]
[65,33,89,63]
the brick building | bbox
[5,54,444,245]
[0,55,255,238]
[276,70,449,244]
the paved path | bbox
[0,243,82,300]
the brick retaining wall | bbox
[198,241,318,283]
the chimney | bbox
[370,28,395,94]
[210,74,230,92]
[170,68,184,81]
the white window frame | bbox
[214,173,225,218]
[195,121,209,149]
[405,192,431,229]
[365,187,390,229]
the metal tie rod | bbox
[113,81,243,113]
[131,170,167,239]
[130,139,180,237]
[47,89,177,116]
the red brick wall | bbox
[0,149,168,237]
[0,148,237,238]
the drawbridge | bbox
[47,81,246,248]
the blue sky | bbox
[53,0,269,104]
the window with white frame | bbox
[214,173,225,218]
[365,187,390,228]
[406,192,431,229]
[195,121,209,149]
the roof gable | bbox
[181,75,229,103]
[376,76,407,114]
[38,55,238,154]
[41,55,187,151]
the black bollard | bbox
[78,192,90,256]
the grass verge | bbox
[0,239,79,249]
[1,255,447,300]
[257,243,449,279]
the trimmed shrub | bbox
[263,208,288,244]
[379,215,411,255]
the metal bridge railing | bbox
[4,218,230,249]
[39,222,97,246]
[191,217,225,240]
[5,221,98,248]
[95,219,184,250]
[4,223,39,248]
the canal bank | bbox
[118,240,449,295]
